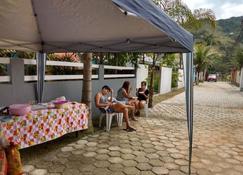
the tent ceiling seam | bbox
[0,39,39,51]
[31,0,44,52]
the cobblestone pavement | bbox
[21,82,243,175]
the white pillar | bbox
[136,64,148,88]
[240,67,243,91]
[159,67,172,94]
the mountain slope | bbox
[217,16,243,42]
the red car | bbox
[207,74,217,82]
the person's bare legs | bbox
[139,100,146,109]
[123,108,130,128]
[111,103,136,129]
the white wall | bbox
[240,68,243,91]
[236,70,241,85]
[136,64,149,88]
[159,67,172,94]
[178,69,184,88]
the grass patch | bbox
[153,87,184,106]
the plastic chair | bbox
[140,102,148,118]
[99,109,123,132]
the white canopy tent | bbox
[0,0,194,174]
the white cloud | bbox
[218,3,243,19]
[183,0,243,19]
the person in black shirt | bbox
[136,81,149,109]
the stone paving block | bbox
[35,161,53,169]
[77,140,88,145]
[86,146,98,152]
[65,161,83,169]
[234,165,243,172]
[30,169,47,175]
[149,159,163,167]
[112,172,125,175]
[83,152,97,157]
[174,159,188,166]
[136,163,152,171]
[121,154,136,160]
[71,150,83,155]
[96,148,110,154]
[168,170,185,175]
[140,171,156,175]
[61,147,73,152]
[108,151,121,157]
[94,160,110,168]
[109,146,121,151]
[48,164,65,173]
[78,164,95,172]
[95,154,110,160]
[133,151,146,156]
[164,163,179,170]
[23,165,35,173]
[152,167,169,175]
[93,168,112,175]
[62,169,80,175]
[108,157,123,163]
[122,160,138,167]
[108,163,124,172]
[146,153,160,159]
[135,156,149,163]
[120,149,133,154]
[123,167,141,175]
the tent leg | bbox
[36,52,46,103]
[183,53,194,175]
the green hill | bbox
[217,16,243,42]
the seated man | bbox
[136,81,149,109]
[95,85,136,132]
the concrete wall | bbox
[178,69,184,88]
[240,68,243,91]
[236,70,240,85]
[0,59,136,117]
[136,64,148,88]
[159,67,172,94]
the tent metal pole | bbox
[184,52,194,175]
[36,52,46,103]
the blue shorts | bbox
[99,107,115,113]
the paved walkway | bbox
[21,82,243,175]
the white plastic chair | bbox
[99,110,123,132]
[140,102,148,118]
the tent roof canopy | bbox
[0,0,193,53]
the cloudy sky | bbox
[183,0,243,19]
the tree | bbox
[153,0,216,33]
[162,54,180,88]
[232,47,243,69]
[194,44,216,84]
[147,53,164,108]
[81,53,94,133]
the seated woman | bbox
[116,81,140,118]
[136,81,149,109]
[95,85,136,132]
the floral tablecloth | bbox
[0,102,89,149]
